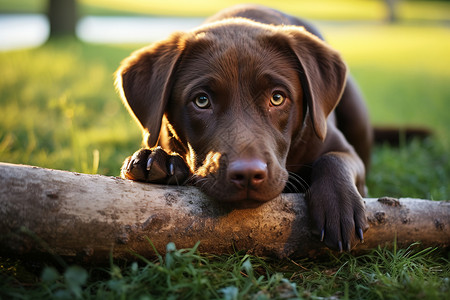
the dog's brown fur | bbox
[116,4,372,251]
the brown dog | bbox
[116,4,372,251]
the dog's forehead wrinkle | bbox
[185,36,297,87]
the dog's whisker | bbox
[285,172,309,193]
[185,175,198,186]
[284,181,300,193]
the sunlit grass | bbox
[0,0,385,19]
[80,0,450,22]
[0,39,141,174]
[78,0,386,20]
[0,0,45,13]
[1,0,450,22]
[323,23,450,144]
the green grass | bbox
[320,22,450,200]
[0,39,142,175]
[324,23,450,143]
[1,5,449,299]
[1,242,449,299]
[2,0,450,22]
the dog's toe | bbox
[121,147,190,185]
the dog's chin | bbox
[198,184,283,209]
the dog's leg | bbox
[121,147,191,185]
[307,151,369,251]
[335,76,373,170]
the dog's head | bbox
[116,18,347,204]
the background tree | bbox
[48,0,78,37]
[384,0,400,23]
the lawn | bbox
[0,40,141,175]
[1,1,450,299]
[2,0,450,21]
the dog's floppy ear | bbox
[116,33,184,147]
[281,27,347,141]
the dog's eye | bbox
[270,92,286,106]
[194,94,211,109]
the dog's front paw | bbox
[307,183,368,252]
[121,147,190,185]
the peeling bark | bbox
[0,163,448,262]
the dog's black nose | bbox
[228,159,267,189]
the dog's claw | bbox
[338,241,343,253]
[169,162,175,176]
[346,241,351,252]
[126,159,134,172]
[357,227,364,243]
[146,157,154,171]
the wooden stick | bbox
[0,163,448,262]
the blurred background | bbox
[0,0,449,199]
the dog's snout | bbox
[228,159,268,189]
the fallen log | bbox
[0,162,448,262]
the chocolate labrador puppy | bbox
[116,4,372,251]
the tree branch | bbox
[0,163,448,262]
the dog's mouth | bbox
[194,180,279,207]
[191,170,287,206]
[188,150,288,205]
